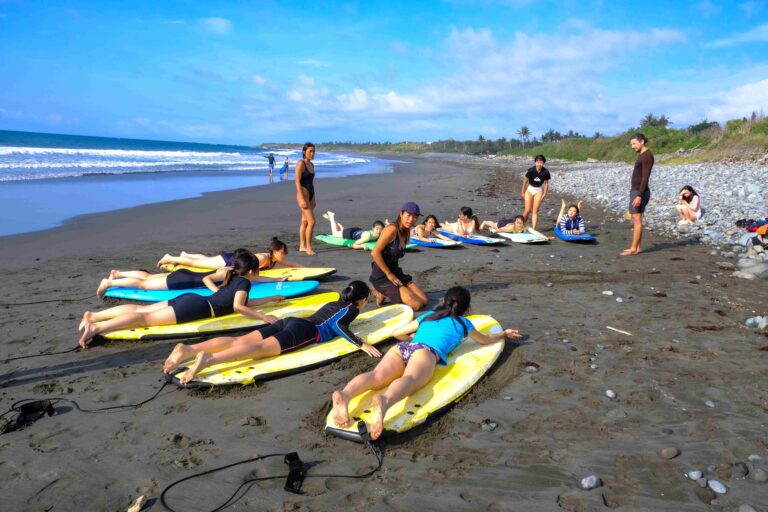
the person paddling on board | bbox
[157,239,302,271]
[622,133,654,256]
[480,215,548,238]
[163,281,379,384]
[322,211,385,250]
[556,199,587,235]
[411,215,455,243]
[78,252,284,348]
[331,286,522,440]
[442,206,480,236]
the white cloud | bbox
[297,59,331,68]
[707,23,768,47]
[705,78,768,120]
[200,17,233,35]
[338,88,369,111]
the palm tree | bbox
[517,126,530,148]
[478,135,485,154]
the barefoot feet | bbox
[78,321,96,349]
[96,279,110,299]
[163,343,193,374]
[179,351,213,385]
[331,390,350,428]
[369,394,388,440]
[156,254,171,268]
[79,311,93,331]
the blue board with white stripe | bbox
[104,280,320,302]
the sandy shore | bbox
[1,155,767,511]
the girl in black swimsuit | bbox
[370,202,428,310]
[295,142,317,255]
[77,253,284,348]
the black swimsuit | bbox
[299,161,315,202]
[370,232,412,304]
[165,269,216,290]
[168,276,251,324]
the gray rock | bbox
[705,400,716,408]
[732,462,749,477]
[580,474,602,490]
[605,389,617,399]
[588,363,598,369]
[747,454,763,462]
[602,290,614,296]
[605,408,628,419]
[686,470,703,480]
[661,447,681,459]
[738,505,758,512]
[696,477,708,488]
[753,467,768,482]
[706,464,717,473]
[707,480,727,494]
[616,297,623,303]
[480,419,497,432]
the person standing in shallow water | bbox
[622,133,654,256]
[295,142,317,256]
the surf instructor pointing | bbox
[622,133,653,256]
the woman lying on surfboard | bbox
[555,199,586,235]
[480,215,548,238]
[78,252,284,348]
[322,211,386,250]
[331,286,522,440]
[411,215,454,243]
[162,280,380,384]
[156,238,301,271]
[441,206,481,236]
[96,249,289,298]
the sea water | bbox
[0,130,393,236]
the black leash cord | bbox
[0,295,94,306]
[160,441,384,512]
[4,345,80,363]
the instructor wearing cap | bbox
[369,202,428,310]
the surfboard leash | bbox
[0,294,95,306]
[4,345,81,362]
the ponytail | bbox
[340,280,370,303]
[221,251,258,287]
[423,286,471,337]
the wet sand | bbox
[1,155,767,511]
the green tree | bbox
[517,126,530,148]
[640,113,671,128]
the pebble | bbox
[696,477,708,488]
[753,468,768,482]
[707,480,727,494]
[480,419,498,432]
[605,408,628,419]
[546,282,554,287]
[580,475,602,490]
[747,454,763,462]
[706,464,717,473]
[616,297,623,303]
[524,364,539,373]
[686,470,703,480]
[661,447,681,459]
[602,290,614,296]
[503,396,513,401]
[605,389,616,399]
[588,363,598,369]
[705,400,716,408]
[732,462,749,477]
[595,344,605,350]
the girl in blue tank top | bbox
[330,286,522,441]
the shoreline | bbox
[1,154,767,511]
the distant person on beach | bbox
[370,202,428,310]
[521,155,551,230]
[330,286,522,440]
[322,211,385,250]
[480,215,547,238]
[266,153,275,174]
[675,185,701,224]
[412,215,455,243]
[442,206,481,236]
[163,281,379,384]
[280,157,289,174]
[622,133,654,256]
[78,252,283,348]
[156,239,302,271]
[556,200,586,235]
[296,142,317,255]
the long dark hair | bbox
[460,206,480,231]
[221,251,258,287]
[424,214,440,229]
[680,185,698,203]
[394,211,412,242]
[266,238,287,268]
[340,280,370,303]
[423,286,471,337]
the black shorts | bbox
[256,317,319,353]
[628,189,651,214]
[370,272,413,305]
[342,227,363,240]
[166,269,207,290]
[168,294,213,324]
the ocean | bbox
[0,130,393,237]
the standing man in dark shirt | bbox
[621,133,653,256]
[266,153,276,175]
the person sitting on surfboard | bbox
[331,286,522,440]
[556,199,586,236]
[78,252,284,348]
[480,215,548,239]
[163,281,381,384]
[156,238,302,271]
[322,211,385,250]
[411,215,455,243]
[442,206,480,236]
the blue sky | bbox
[1,0,767,144]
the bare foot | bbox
[369,394,388,441]
[179,351,212,385]
[619,248,640,256]
[180,251,190,257]
[109,269,119,279]
[96,279,110,299]
[306,248,317,256]
[79,311,93,331]
[156,253,171,268]
[163,343,192,374]
[331,390,350,428]
[78,322,96,349]
[322,211,332,220]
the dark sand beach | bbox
[1,155,767,511]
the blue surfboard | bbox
[409,237,462,248]
[553,226,596,242]
[104,280,320,302]
[437,230,504,245]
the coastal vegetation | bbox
[263,112,768,163]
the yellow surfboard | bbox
[324,314,503,442]
[171,304,413,388]
[102,292,339,341]
[160,264,336,281]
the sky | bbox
[1,0,767,144]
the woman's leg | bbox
[80,301,168,328]
[332,346,406,427]
[97,274,169,298]
[164,328,267,373]
[522,191,534,223]
[322,211,344,237]
[400,282,427,311]
[369,349,436,440]
[683,207,697,222]
[178,333,282,384]
[157,254,224,269]
[79,305,176,347]
[531,192,545,230]
[301,200,317,255]
[675,204,686,220]
[111,270,151,279]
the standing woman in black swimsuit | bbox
[370,202,428,310]
[295,142,317,256]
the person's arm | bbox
[295,160,309,208]
[688,195,700,212]
[202,272,226,292]
[233,293,284,322]
[391,319,420,340]
[371,225,402,286]
[412,226,428,242]
[558,215,572,235]
[526,226,550,239]
[577,216,586,233]
[637,153,653,196]
[352,231,371,250]
[274,253,303,268]
[468,326,523,345]
[331,307,382,357]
